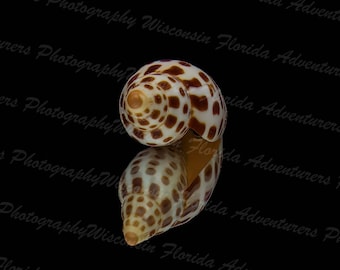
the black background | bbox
[1,1,339,269]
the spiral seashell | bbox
[119,59,227,146]
[118,131,223,246]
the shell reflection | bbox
[118,131,224,246]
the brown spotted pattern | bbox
[118,59,226,246]
[119,59,227,146]
[118,145,187,246]
[118,136,224,246]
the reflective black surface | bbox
[1,1,339,269]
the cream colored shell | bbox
[119,59,227,146]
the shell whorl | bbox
[119,59,227,146]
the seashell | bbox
[119,59,227,146]
[118,131,224,246]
